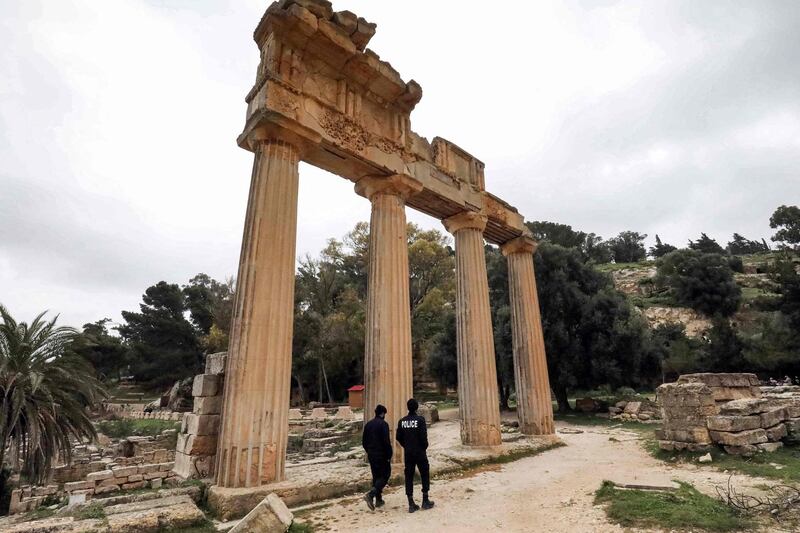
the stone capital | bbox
[354,174,423,202]
[500,236,538,256]
[442,211,487,235]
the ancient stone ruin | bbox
[656,373,800,456]
[214,0,555,491]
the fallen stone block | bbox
[709,428,768,446]
[757,442,784,453]
[230,492,294,533]
[310,407,327,420]
[724,444,758,456]
[623,401,642,415]
[105,494,205,532]
[760,407,787,429]
[288,408,303,419]
[720,398,768,416]
[706,415,761,432]
[63,480,93,492]
[765,423,787,442]
[334,406,354,420]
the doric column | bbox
[216,138,300,488]
[500,236,555,435]
[442,212,502,446]
[356,174,422,463]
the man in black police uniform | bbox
[396,398,434,513]
[362,404,392,510]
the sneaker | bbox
[375,498,385,508]
[364,491,375,511]
[422,499,435,510]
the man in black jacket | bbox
[362,404,392,510]
[396,398,434,513]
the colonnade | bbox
[216,141,554,487]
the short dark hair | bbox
[407,398,419,413]
[374,404,387,416]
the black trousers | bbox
[368,456,391,497]
[403,452,430,497]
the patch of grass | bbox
[595,480,749,531]
[176,519,218,533]
[23,505,57,521]
[95,418,181,439]
[289,521,315,533]
[665,445,800,484]
[72,502,106,520]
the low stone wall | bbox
[127,411,184,421]
[9,459,178,515]
[655,381,717,452]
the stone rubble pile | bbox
[656,373,800,456]
[608,399,660,422]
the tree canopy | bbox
[770,205,800,249]
[655,250,741,317]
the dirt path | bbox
[297,421,777,532]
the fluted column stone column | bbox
[216,138,300,488]
[356,174,422,463]
[501,236,555,435]
[442,212,502,446]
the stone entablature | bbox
[239,0,526,245]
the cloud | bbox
[1,0,798,327]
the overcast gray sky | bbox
[1,0,799,328]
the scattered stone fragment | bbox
[230,493,293,533]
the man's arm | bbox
[396,420,405,447]
[382,422,393,459]
[362,422,368,452]
[421,417,429,450]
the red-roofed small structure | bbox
[348,385,365,409]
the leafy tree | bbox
[655,250,741,317]
[182,274,235,352]
[485,246,515,410]
[69,319,129,381]
[118,282,203,388]
[700,318,747,372]
[0,305,105,491]
[533,244,658,411]
[727,233,769,255]
[770,205,800,250]
[525,221,611,263]
[649,235,677,258]
[607,231,647,263]
[651,324,702,381]
[688,233,725,254]
[427,311,458,392]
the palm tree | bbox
[0,305,106,486]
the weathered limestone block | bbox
[288,409,303,419]
[766,423,788,441]
[230,492,294,533]
[86,469,114,482]
[177,434,218,456]
[104,495,205,532]
[724,444,758,456]
[150,478,163,489]
[334,406,354,420]
[193,395,222,415]
[706,415,761,432]
[785,417,800,441]
[205,352,227,375]
[192,374,220,397]
[709,428,768,446]
[122,480,147,490]
[95,485,121,495]
[113,466,139,478]
[623,402,642,415]
[418,403,439,425]
[655,428,712,444]
[658,440,712,452]
[63,480,93,492]
[760,407,787,429]
[310,407,327,420]
[184,413,220,436]
[720,398,768,415]
[174,452,214,479]
[757,442,783,453]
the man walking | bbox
[396,398,435,513]
[362,404,392,510]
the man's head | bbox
[407,398,419,414]
[374,404,387,419]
